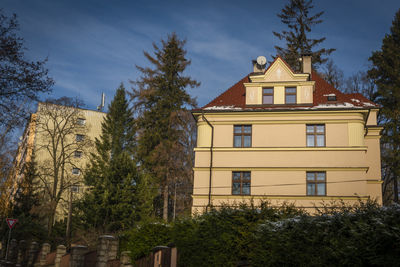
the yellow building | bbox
[192,55,382,213]
[1,113,37,216]
[10,102,105,221]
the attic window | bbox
[327,95,336,101]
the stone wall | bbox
[0,235,134,267]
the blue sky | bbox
[3,0,399,110]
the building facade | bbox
[192,56,382,213]
[9,102,105,221]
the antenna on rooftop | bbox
[97,93,105,111]
[256,56,267,66]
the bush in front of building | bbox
[173,201,302,267]
[250,202,400,266]
[121,201,302,266]
[121,201,400,266]
[121,221,173,261]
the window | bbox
[327,95,336,101]
[233,125,252,147]
[306,125,325,147]
[77,118,86,125]
[307,172,326,196]
[285,87,297,104]
[74,151,82,158]
[71,185,80,193]
[72,168,80,175]
[262,88,274,104]
[76,134,84,142]
[232,171,251,195]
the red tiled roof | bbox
[203,75,249,109]
[199,59,378,112]
[311,71,376,108]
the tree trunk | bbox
[47,200,57,235]
[173,180,176,221]
[66,189,73,246]
[47,212,54,236]
[163,184,168,221]
[394,176,399,203]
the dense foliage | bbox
[1,155,47,243]
[251,203,400,266]
[369,9,400,204]
[80,85,138,233]
[122,202,303,265]
[122,201,400,267]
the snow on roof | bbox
[362,102,376,107]
[313,102,361,109]
[204,105,243,110]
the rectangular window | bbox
[327,95,336,101]
[307,172,326,196]
[72,168,80,175]
[306,125,325,147]
[77,118,86,125]
[232,171,251,195]
[71,185,80,193]
[74,151,82,158]
[76,134,85,142]
[285,87,297,104]
[233,125,252,147]
[262,88,274,104]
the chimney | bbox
[252,60,264,73]
[302,54,312,76]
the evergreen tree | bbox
[131,33,200,220]
[273,0,335,71]
[80,84,137,232]
[368,9,400,204]
[9,154,47,242]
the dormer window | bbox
[327,95,336,101]
[262,88,274,104]
[285,87,297,104]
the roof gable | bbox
[250,57,309,83]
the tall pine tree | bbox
[131,33,199,220]
[273,0,335,71]
[368,9,400,204]
[80,84,137,232]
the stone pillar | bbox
[170,247,177,267]
[96,235,118,267]
[17,240,27,266]
[120,251,133,266]
[54,245,66,267]
[70,245,88,267]
[39,243,50,266]
[27,241,39,266]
